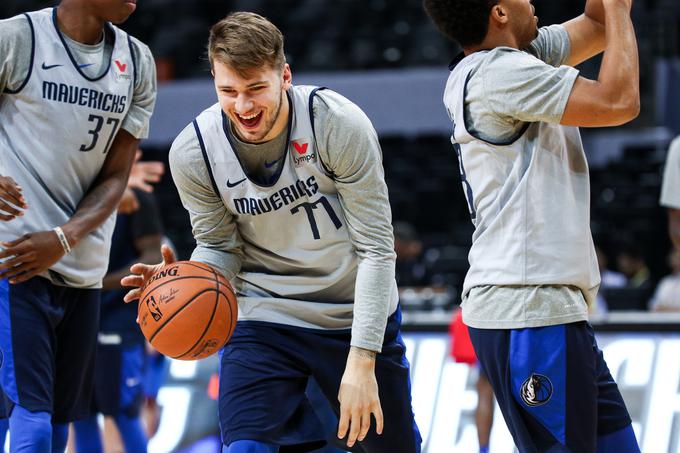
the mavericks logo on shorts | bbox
[520,373,553,407]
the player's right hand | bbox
[121,244,176,302]
[0,176,27,221]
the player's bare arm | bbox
[0,129,138,283]
[563,0,607,67]
[103,233,163,290]
[669,209,680,251]
[338,346,384,448]
[561,0,639,127]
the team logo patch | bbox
[520,373,553,407]
[113,58,132,83]
[291,138,316,167]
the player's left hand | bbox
[0,230,66,283]
[337,346,384,448]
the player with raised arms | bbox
[423,0,640,451]
[0,0,156,451]
[122,11,421,453]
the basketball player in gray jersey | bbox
[123,11,420,453]
[425,0,639,451]
[0,1,155,451]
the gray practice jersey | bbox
[0,8,156,287]
[173,86,398,351]
[661,137,680,209]
[444,25,599,329]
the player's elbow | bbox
[605,89,640,125]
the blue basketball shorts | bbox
[91,341,146,417]
[0,277,100,422]
[143,351,167,400]
[218,308,422,452]
[469,321,638,452]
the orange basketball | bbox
[137,261,237,361]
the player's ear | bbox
[490,3,509,25]
[281,63,292,91]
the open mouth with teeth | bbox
[236,111,263,130]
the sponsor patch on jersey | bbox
[113,58,132,83]
[291,138,316,167]
[520,373,553,407]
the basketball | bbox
[137,261,237,361]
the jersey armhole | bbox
[3,13,35,95]
[462,69,531,146]
[127,34,138,86]
[192,120,222,198]
[308,87,335,178]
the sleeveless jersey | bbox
[444,52,600,306]
[0,8,135,287]
[194,85,362,330]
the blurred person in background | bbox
[660,137,680,251]
[73,185,164,453]
[616,242,653,292]
[449,310,494,453]
[649,249,680,311]
[593,244,627,314]
[393,222,428,288]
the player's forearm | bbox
[597,1,639,119]
[62,131,137,247]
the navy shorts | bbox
[469,321,637,453]
[91,341,146,417]
[219,308,421,452]
[0,277,100,422]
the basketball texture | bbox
[138,261,237,361]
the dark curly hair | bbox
[423,0,500,47]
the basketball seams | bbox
[209,265,238,341]
[173,290,220,359]
[147,287,219,342]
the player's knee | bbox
[225,439,278,453]
[8,405,51,451]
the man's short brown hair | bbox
[208,12,286,77]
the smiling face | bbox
[213,60,292,144]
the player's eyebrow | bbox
[217,81,269,90]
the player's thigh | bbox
[0,278,58,413]
[219,323,323,446]
[471,323,600,452]
[53,286,100,422]
[583,325,636,444]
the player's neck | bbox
[56,3,106,45]
[464,31,520,55]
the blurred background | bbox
[2,0,680,452]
